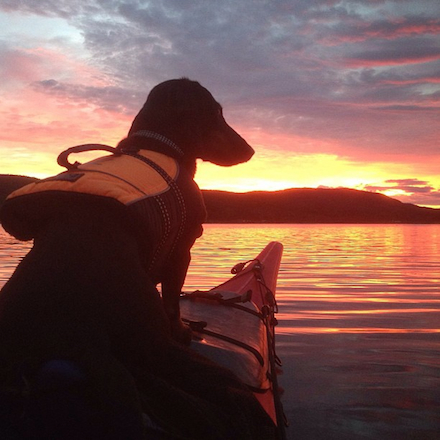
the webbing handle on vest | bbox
[57,144,119,170]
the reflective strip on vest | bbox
[7,150,179,206]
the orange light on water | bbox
[313,308,439,315]
[276,327,440,335]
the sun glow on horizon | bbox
[195,152,391,193]
[2,146,440,209]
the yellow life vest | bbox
[7,150,179,206]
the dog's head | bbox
[128,79,254,166]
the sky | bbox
[0,0,439,208]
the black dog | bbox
[2,78,254,345]
[0,80,274,439]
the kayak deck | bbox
[180,242,285,433]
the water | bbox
[1,224,440,439]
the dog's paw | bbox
[170,319,193,346]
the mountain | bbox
[1,175,439,223]
[202,188,440,223]
[0,175,39,204]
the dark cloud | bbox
[346,38,440,66]
[0,0,102,18]
[1,0,439,163]
[31,79,142,114]
[387,179,430,186]
[364,179,440,205]
[362,178,440,207]
[394,191,440,207]
[319,16,440,45]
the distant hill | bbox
[202,188,440,224]
[1,175,440,223]
[0,175,39,204]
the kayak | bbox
[180,241,287,439]
[0,242,286,440]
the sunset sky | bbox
[0,0,439,207]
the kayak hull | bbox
[180,241,284,431]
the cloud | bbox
[365,178,433,192]
[0,0,439,169]
[319,16,440,45]
[0,46,43,85]
[396,192,440,207]
[364,178,440,207]
[345,38,440,67]
[0,0,99,18]
[31,79,142,114]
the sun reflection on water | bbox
[186,224,440,336]
[1,224,440,336]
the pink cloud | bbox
[345,55,440,67]
[378,75,440,85]
[0,85,132,152]
[0,43,114,92]
[319,17,440,45]
[344,46,440,67]
[0,49,45,84]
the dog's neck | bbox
[131,131,184,157]
[118,131,197,177]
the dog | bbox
[0,79,275,439]
[1,78,254,344]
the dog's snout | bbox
[243,144,255,161]
[233,141,254,164]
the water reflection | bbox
[1,224,440,336]
[185,224,440,336]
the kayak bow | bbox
[181,241,286,439]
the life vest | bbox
[1,143,206,284]
[6,149,180,207]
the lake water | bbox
[1,224,439,439]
